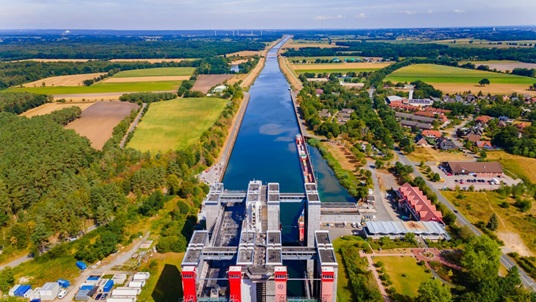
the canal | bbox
[221,37,353,296]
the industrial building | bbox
[443,161,504,177]
[181,180,338,302]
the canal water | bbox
[221,37,352,296]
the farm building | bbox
[364,221,450,241]
[38,282,60,301]
[396,183,443,223]
[443,161,503,177]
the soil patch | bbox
[432,83,536,96]
[22,73,107,87]
[192,75,234,94]
[21,102,97,118]
[497,232,533,257]
[65,102,139,150]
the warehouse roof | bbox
[446,161,503,174]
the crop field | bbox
[386,64,536,95]
[21,102,97,117]
[462,60,536,72]
[22,73,107,87]
[65,102,139,150]
[375,256,432,297]
[192,74,234,93]
[112,67,195,77]
[6,81,181,95]
[486,151,536,184]
[103,76,190,83]
[128,98,227,152]
[432,39,536,49]
[290,62,390,75]
[109,58,196,63]
[442,191,536,256]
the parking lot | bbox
[427,163,521,190]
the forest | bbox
[0,92,51,114]
[0,36,269,60]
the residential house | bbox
[415,134,431,147]
[319,109,331,119]
[466,133,481,143]
[436,137,457,150]
[396,183,443,223]
[475,115,493,125]
[476,141,494,150]
[421,130,442,139]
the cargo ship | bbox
[295,134,316,184]
[298,209,305,245]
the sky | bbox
[0,0,535,30]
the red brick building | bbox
[396,183,443,223]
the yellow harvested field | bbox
[227,74,248,85]
[407,147,473,162]
[15,59,90,62]
[108,58,193,63]
[291,62,391,70]
[226,50,262,57]
[432,83,536,96]
[284,42,341,49]
[20,102,97,118]
[22,73,107,87]
[103,76,190,83]
[487,151,536,183]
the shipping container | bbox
[80,285,94,291]
[111,288,139,297]
[9,284,21,297]
[76,261,87,270]
[103,280,114,293]
[132,272,150,281]
[39,282,60,301]
[57,279,71,288]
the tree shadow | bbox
[151,264,183,302]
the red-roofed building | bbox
[396,183,443,223]
[414,111,448,123]
[475,115,493,124]
[421,130,442,139]
[476,141,494,149]
[389,101,419,112]
[422,107,451,115]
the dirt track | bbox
[65,102,139,150]
[22,73,107,87]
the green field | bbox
[5,81,181,94]
[128,98,227,152]
[295,68,380,74]
[113,67,195,78]
[375,256,433,297]
[385,64,535,84]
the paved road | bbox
[396,150,536,291]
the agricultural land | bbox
[111,67,195,77]
[6,81,181,95]
[65,102,140,150]
[462,60,536,72]
[192,75,234,94]
[127,98,227,153]
[22,73,107,87]
[290,61,391,74]
[385,64,536,95]
[21,102,96,118]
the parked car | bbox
[58,289,68,299]
[101,294,108,300]
[95,293,102,300]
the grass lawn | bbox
[138,252,185,302]
[5,81,181,94]
[442,191,536,255]
[113,67,195,78]
[128,98,227,152]
[376,256,432,297]
[486,150,536,184]
[386,64,535,85]
[406,147,472,163]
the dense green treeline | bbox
[119,92,177,104]
[284,41,536,63]
[0,92,51,114]
[0,37,268,61]
[0,60,197,89]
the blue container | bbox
[87,276,99,281]
[30,299,41,302]
[57,279,71,288]
[76,261,87,270]
[103,280,114,293]
[14,285,31,297]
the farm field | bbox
[21,102,97,117]
[6,81,181,95]
[128,98,227,152]
[22,73,107,87]
[462,60,536,72]
[374,256,432,297]
[192,74,234,93]
[104,76,190,83]
[431,39,536,48]
[109,58,196,63]
[65,102,140,150]
[291,62,390,74]
[112,67,195,77]
[386,64,536,95]
[486,151,536,184]
[442,191,536,256]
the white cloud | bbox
[453,9,466,13]
[427,10,433,14]
[401,10,416,15]
[314,14,344,20]
[356,12,366,18]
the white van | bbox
[58,289,68,299]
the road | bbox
[395,150,536,291]
[120,102,147,148]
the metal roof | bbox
[365,221,448,236]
